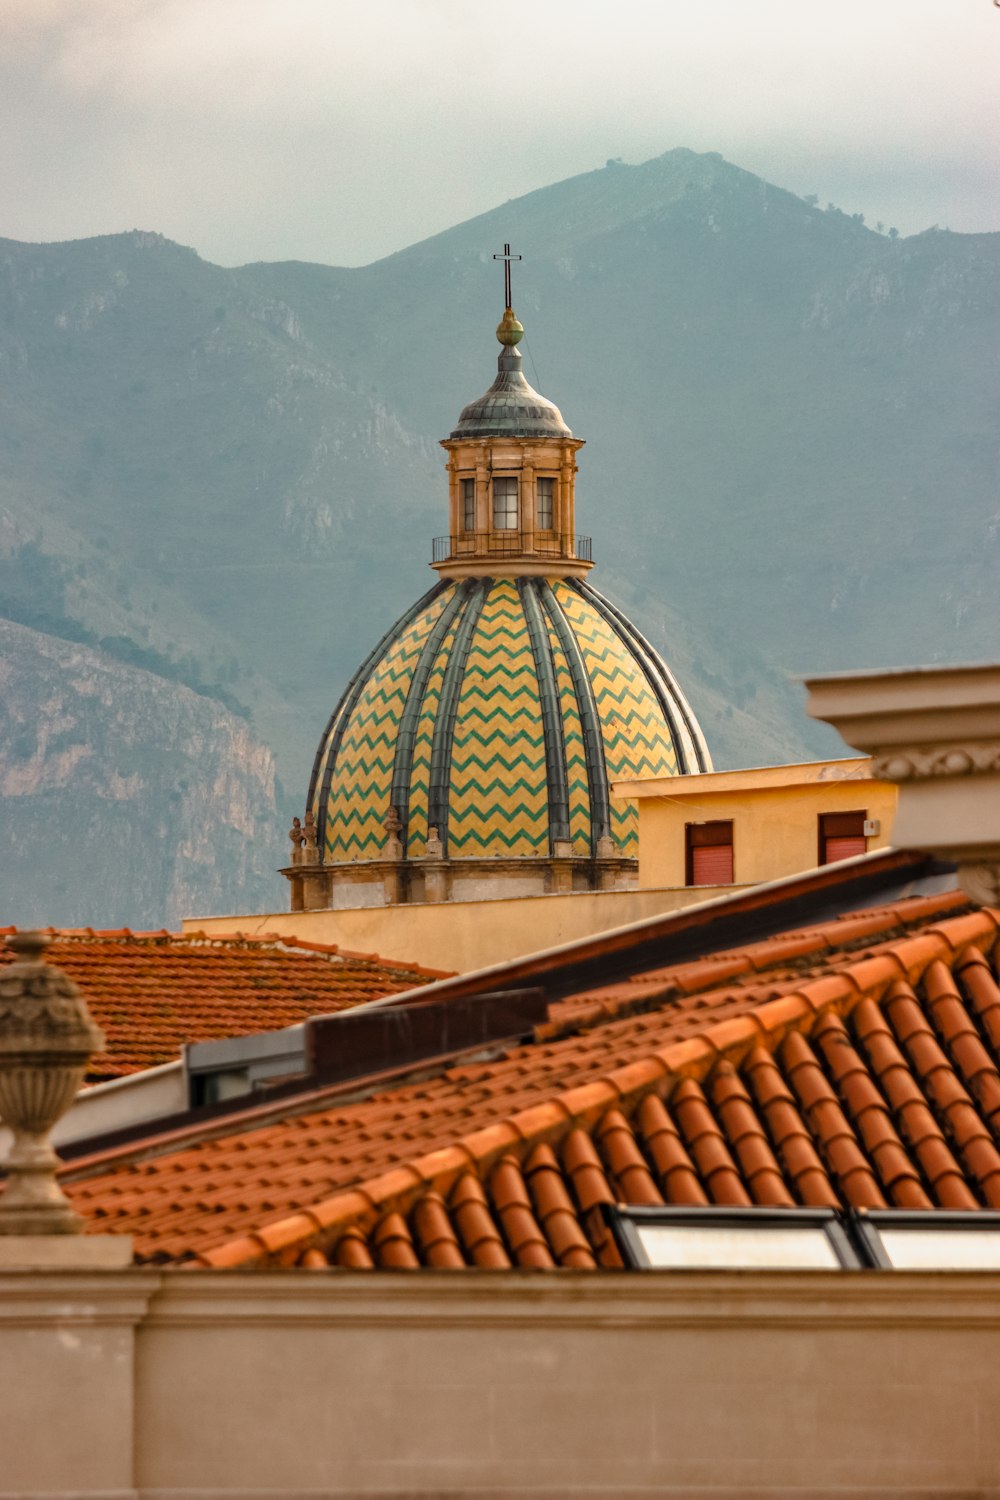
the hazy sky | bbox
[2,0,997,266]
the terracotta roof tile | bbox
[372,1212,420,1269]
[0,927,447,1079]
[523,1143,597,1268]
[333,1226,376,1269]
[451,1174,511,1268]
[490,1157,554,1268]
[594,1108,663,1206]
[41,894,1000,1268]
[709,1062,794,1206]
[634,1093,708,1206]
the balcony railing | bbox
[432,532,593,565]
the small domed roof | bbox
[309,577,711,865]
[451,336,572,441]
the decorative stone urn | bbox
[0,932,105,1235]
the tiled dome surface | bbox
[309,577,710,864]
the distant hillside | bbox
[0,148,997,923]
[0,620,278,927]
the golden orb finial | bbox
[496,306,524,346]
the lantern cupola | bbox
[434,255,589,579]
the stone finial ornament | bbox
[0,932,105,1235]
[384,806,403,861]
[302,809,319,862]
[425,826,444,859]
[289,816,305,865]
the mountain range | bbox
[1,148,997,926]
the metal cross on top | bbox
[493,243,521,311]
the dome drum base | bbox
[282,852,638,912]
[432,554,593,581]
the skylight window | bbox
[603,1205,861,1270]
[853,1211,1000,1270]
[603,1205,1000,1271]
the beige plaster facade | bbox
[186,882,737,974]
[3,1267,1000,1498]
[806,663,1000,906]
[615,757,897,890]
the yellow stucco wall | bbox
[183,884,738,976]
[619,760,898,889]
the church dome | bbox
[291,267,714,910]
[308,575,711,865]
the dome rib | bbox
[309,579,448,855]
[576,581,713,775]
[538,580,613,848]
[428,579,491,851]
[518,579,571,847]
[389,582,469,846]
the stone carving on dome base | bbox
[282,848,639,911]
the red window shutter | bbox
[822,834,867,864]
[819,810,867,866]
[691,843,734,886]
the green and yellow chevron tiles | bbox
[312,574,697,868]
[545,614,592,850]
[447,579,550,855]
[406,607,461,857]
[552,580,678,855]
[321,589,451,861]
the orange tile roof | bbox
[57,889,1000,1268]
[0,927,448,1079]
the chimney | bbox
[804,664,1000,905]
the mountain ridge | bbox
[1,148,996,925]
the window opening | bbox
[492,476,518,530]
[685,820,734,886]
[536,476,554,530]
[460,478,476,533]
[819,810,867,865]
